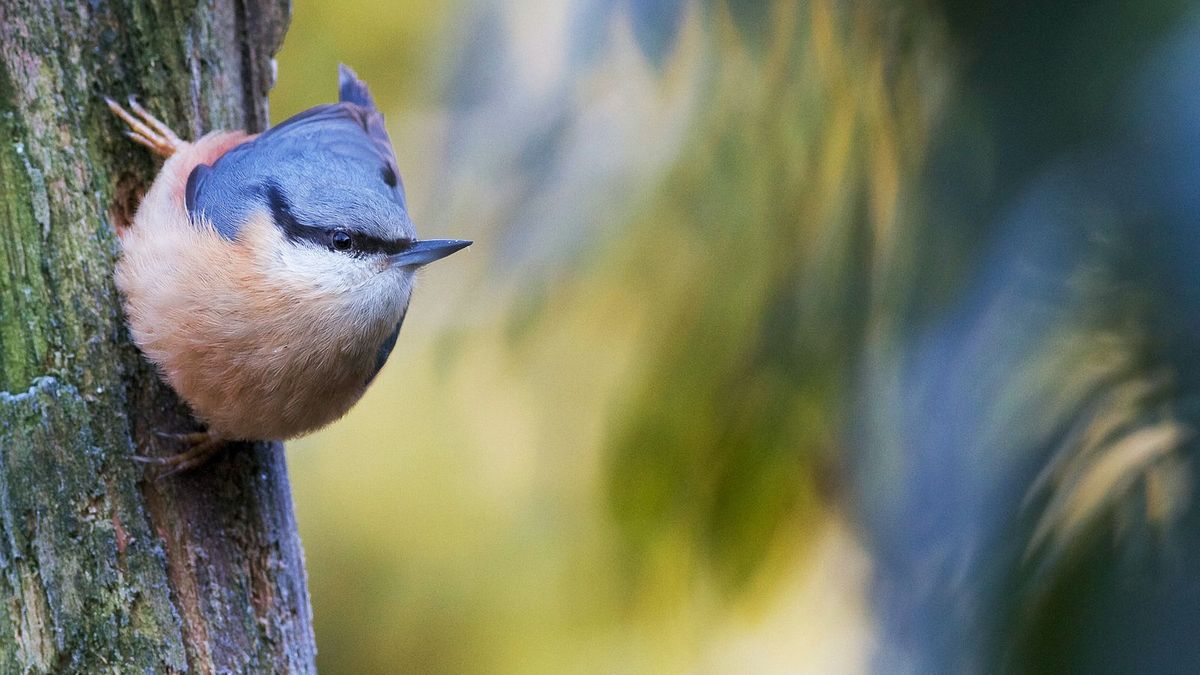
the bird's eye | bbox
[331,230,353,252]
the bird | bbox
[106,64,470,475]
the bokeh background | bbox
[272,1,1200,672]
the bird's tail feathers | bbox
[338,63,377,110]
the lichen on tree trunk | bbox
[0,1,315,673]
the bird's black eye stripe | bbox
[264,182,415,256]
[354,234,416,256]
[265,182,301,235]
[265,181,326,243]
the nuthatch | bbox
[107,65,470,474]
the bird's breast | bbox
[118,166,409,441]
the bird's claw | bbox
[136,429,228,479]
[105,95,184,158]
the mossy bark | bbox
[0,1,315,672]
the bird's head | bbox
[183,62,470,329]
[263,174,468,269]
[240,173,467,328]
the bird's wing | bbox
[185,64,405,238]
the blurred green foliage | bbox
[274,0,1200,672]
[602,0,940,596]
[271,0,449,117]
[277,1,898,671]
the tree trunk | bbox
[0,1,315,672]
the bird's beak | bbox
[388,239,472,268]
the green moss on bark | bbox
[0,1,313,672]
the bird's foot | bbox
[105,96,184,158]
[136,430,229,479]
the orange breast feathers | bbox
[114,131,390,441]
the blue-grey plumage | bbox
[187,64,411,242]
[107,65,470,474]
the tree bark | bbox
[0,1,315,673]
